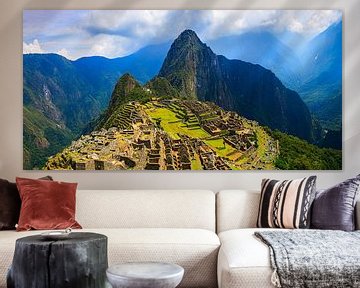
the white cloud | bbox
[204,10,279,38]
[200,10,341,39]
[23,38,77,60]
[23,39,44,54]
[83,10,341,46]
[57,48,73,60]
[307,10,342,33]
[81,10,179,57]
[85,10,171,38]
[288,20,304,34]
[88,34,136,58]
[24,10,342,59]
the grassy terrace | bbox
[144,106,209,140]
[203,138,236,158]
[191,155,203,170]
[145,104,208,170]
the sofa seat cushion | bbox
[102,228,220,288]
[218,228,281,288]
[0,228,219,288]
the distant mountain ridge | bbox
[24,42,170,130]
[296,21,342,130]
[158,29,314,141]
[209,22,342,131]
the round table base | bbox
[7,232,108,288]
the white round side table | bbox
[106,262,184,288]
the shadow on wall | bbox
[345,0,360,140]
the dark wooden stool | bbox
[7,232,108,288]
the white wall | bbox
[0,0,359,191]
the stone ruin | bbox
[47,98,276,171]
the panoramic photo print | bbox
[23,10,342,170]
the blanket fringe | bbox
[271,269,281,287]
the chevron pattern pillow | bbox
[257,176,317,229]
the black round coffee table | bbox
[7,232,108,288]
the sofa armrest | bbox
[356,200,360,230]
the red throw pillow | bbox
[0,176,53,230]
[16,177,82,231]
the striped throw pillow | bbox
[257,176,317,229]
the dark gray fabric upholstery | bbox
[311,175,360,231]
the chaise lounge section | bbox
[216,189,360,288]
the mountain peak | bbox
[114,73,140,97]
[120,72,136,82]
[106,73,140,112]
[178,29,199,38]
[158,29,215,99]
[174,29,203,47]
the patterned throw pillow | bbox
[257,176,317,229]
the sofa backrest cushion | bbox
[76,190,216,231]
[216,190,260,233]
[217,190,360,233]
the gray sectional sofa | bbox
[0,189,359,288]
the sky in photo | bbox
[23,10,342,60]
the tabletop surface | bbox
[16,232,107,245]
[107,262,184,280]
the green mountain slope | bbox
[23,54,104,168]
[267,129,342,170]
[145,77,180,99]
[23,106,74,169]
[24,54,105,133]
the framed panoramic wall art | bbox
[23,10,342,171]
